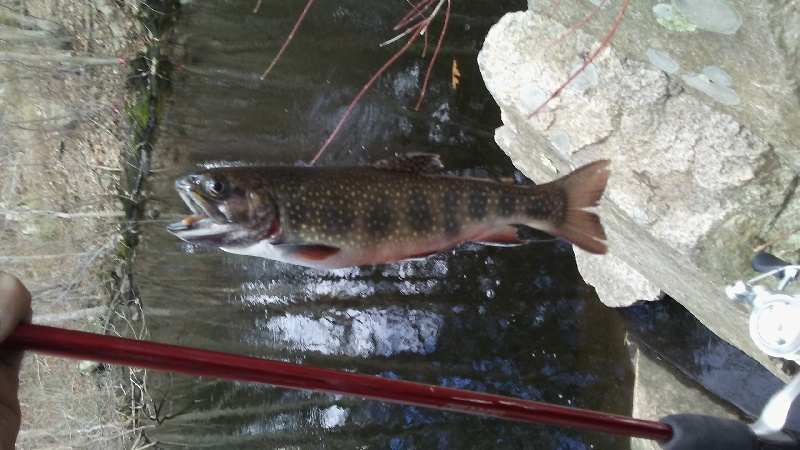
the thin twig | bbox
[548,0,565,16]
[395,0,436,30]
[53,231,119,305]
[549,0,607,46]
[310,23,425,165]
[528,0,630,118]
[311,0,450,163]
[0,208,125,219]
[753,225,800,253]
[0,51,122,66]
[380,26,416,47]
[36,306,110,324]
[415,0,449,110]
[260,0,314,80]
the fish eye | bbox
[203,176,229,198]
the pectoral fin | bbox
[278,244,341,261]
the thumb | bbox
[0,273,32,343]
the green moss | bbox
[656,12,697,32]
[117,1,179,263]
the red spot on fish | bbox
[282,244,340,261]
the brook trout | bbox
[167,154,610,269]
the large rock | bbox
[478,5,800,379]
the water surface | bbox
[137,1,649,448]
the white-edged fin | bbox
[471,225,524,247]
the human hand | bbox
[0,273,32,450]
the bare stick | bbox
[36,306,110,324]
[0,51,121,66]
[381,26,416,47]
[0,209,125,219]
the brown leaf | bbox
[451,58,460,90]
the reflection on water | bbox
[139,226,633,448]
[134,0,638,448]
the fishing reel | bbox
[658,253,800,449]
[727,252,800,362]
[716,252,800,443]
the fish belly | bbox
[221,219,513,269]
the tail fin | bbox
[537,160,610,254]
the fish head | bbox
[167,169,279,246]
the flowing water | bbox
[129,1,783,448]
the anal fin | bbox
[471,226,524,247]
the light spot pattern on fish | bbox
[167,154,610,269]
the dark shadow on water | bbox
[619,297,796,429]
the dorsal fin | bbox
[372,153,444,173]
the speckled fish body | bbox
[167,155,610,269]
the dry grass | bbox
[0,0,149,448]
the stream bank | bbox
[0,0,176,447]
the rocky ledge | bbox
[478,2,800,380]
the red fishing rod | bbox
[3,323,672,441]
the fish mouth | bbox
[167,182,241,243]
